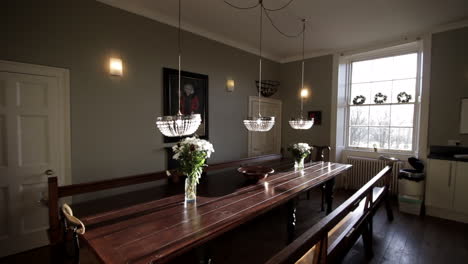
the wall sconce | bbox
[109,58,123,76]
[226,79,235,92]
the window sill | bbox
[343,148,416,161]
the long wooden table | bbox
[79,160,351,264]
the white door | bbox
[425,159,455,210]
[248,96,281,157]
[0,62,70,257]
[453,162,468,214]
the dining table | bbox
[77,159,352,264]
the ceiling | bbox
[98,0,468,62]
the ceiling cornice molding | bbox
[97,0,282,62]
[280,18,468,63]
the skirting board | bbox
[426,206,468,224]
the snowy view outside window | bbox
[348,53,419,152]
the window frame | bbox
[343,43,423,154]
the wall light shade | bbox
[300,88,308,98]
[109,58,123,76]
[226,79,235,92]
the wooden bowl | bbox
[238,166,274,181]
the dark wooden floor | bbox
[1,189,468,264]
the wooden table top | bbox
[81,160,351,264]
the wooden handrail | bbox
[47,153,282,245]
[266,165,392,264]
[56,154,282,198]
[57,171,169,197]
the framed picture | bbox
[163,68,209,143]
[308,111,322,126]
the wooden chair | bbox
[305,146,331,212]
[266,164,394,264]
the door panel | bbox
[0,71,59,256]
[454,162,468,214]
[0,187,8,239]
[0,116,6,167]
[426,159,454,209]
[248,98,281,157]
[18,115,50,166]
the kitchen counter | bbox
[428,145,468,162]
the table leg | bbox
[195,244,212,264]
[324,178,335,215]
[286,199,296,244]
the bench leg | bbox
[324,178,335,215]
[362,219,374,259]
[384,195,394,222]
[286,199,297,244]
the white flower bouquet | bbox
[288,143,312,169]
[172,136,214,202]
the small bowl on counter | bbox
[237,166,275,182]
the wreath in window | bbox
[352,95,366,105]
[374,93,387,104]
[397,92,412,103]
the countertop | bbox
[428,145,468,162]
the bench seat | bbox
[266,164,395,264]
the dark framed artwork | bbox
[308,111,322,126]
[163,68,209,143]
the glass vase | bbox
[294,157,305,170]
[185,177,197,203]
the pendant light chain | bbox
[177,0,182,115]
[258,1,263,118]
[300,19,305,118]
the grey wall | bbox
[1,0,280,185]
[279,55,334,153]
[429,27,468,146]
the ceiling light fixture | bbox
[289,19,314,130]
[156,0,201,137]
[243,1,275,132]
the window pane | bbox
[370,81,392,105]
[369,127,389,149]
[352,60,373,83]
[350,83,371,105]
[390,128,413,150]
[370,57,394,82]
[391,104,414,127]
[391,79,416,103]
[393,53,417,79]
[349,127,369,148]
[369,105,390,126]
[348,50,419,152]
[350,106,369,126]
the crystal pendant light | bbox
[289,20,314,130]
[156,0,201,137]
[243,1,275,132]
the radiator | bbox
[336,156,405,195]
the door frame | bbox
[0,60,72,186]
[247,96,282,157]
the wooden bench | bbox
[46,154,283,250]
[266,164,394,264]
